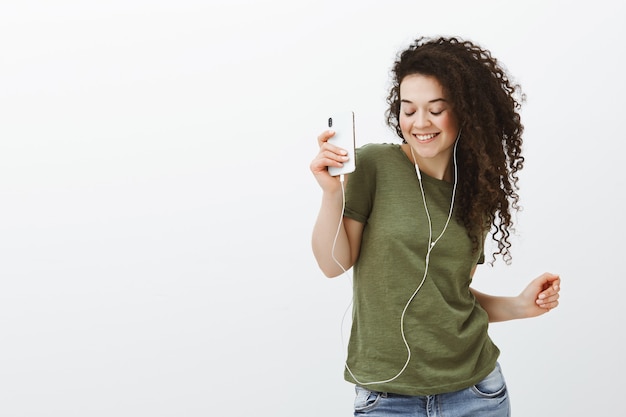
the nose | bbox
[412,110,430,129]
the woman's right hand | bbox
[310,130,351,191]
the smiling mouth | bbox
[414,133,439,141]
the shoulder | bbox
[350,142,406,184]
[356,142,402,164]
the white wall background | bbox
[1,0,624,415]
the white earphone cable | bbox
[333,134,460,386]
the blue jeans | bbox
[353,363,510,417]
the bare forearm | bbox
[312,191,352,277]
[471,289,526,322]
[471,272,561,322]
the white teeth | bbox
[415,133,437,141]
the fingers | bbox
[317,129,335,146]
[536,292,559,310]
[317,130,351,154]
[536,274,561,311]
[311,130,351,175]
[544,273,560,287]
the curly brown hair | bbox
[386,36,525,264]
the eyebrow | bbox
[400,98,448,104]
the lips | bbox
[414,132,439,142]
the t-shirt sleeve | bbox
[343,145,376,224]
[477,251,485,265]
[476,231,488,264]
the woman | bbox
[310,36,561,416]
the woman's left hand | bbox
[519,272,561,318]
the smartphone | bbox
[327,111,356,176]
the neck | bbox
[404,144,454,182]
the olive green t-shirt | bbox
[343,143,499,396]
